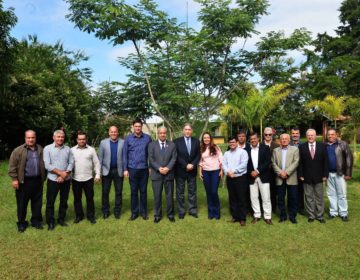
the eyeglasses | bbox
[264,134,272,136]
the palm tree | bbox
[306,95,346,128]
[220,83,290,139]
[346,98,360,154]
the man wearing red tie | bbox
[298,129,329,223]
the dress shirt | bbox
[110,140,119,168]
[222,147,248,177]
[43,143,74,181]
[123,133,152,170]
[185,137,191,154]
[71,145,101,182]
[24,146,40,177]
[281,147,288,171]
[238,143,246,149]
[199,146,223,171]
[308,142,316,152]
[250,144,259,171]
[158,140,167,149]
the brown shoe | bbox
[251,218,260,224]
[265,219,273,225]
[240,220,246,227]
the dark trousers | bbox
[72,179,95,219]
[270,177,277,213]
[226,175,248,221]
[152,179,174,219]
[175,174,197,216]
[297,181,305,212]
[202,170,221,219]
[46,179,70,224]
[15,177,43,226]
[277,183,297,220]
[129,168,149,216]
[102,168,124,215]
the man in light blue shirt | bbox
[43,130,74,230]
[222,135,249,226]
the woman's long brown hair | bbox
[201,132,217,156]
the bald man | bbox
[99,126,124,219]
[8,130,46,232]
[148,127,177,223]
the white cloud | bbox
[107,45,136,62]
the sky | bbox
[4,0,344,88]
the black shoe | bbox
[190,213,198,218]
[74,217,84,224]
[32,224,44,230]
[168,217,175,222]
[278,218,287,223]
[179,214,185,219]
[128,215,138,221]
[48,223,55,231]
[290,218,297,224]
[17,224,27,233]
[308,218,315,223]
[114,213,121,219]
[89,218,96,224]
[142,215,149,220]
[103,213,110,219]
[328,214,337,219]
[58,220,68,227]
[341,216,348,222]
[154,217,161,223]
[318,219,326,224]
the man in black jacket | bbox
[326,128,353,222]
[174,124,200,219]
[246,133,272,224]
[298,129,329,223]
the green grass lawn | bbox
[1,160,360,280]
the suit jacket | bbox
[98,138,124,177]
[298,142,329,184]
[174,136,200,178]
[262,141,280,153]
[246,143,271,184]
[272,146,299,186]
[148,140,177,181]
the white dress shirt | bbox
[71,145,101,182]
[250,144,259,171]
[222,147,249,177]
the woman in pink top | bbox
[199,132,223,219]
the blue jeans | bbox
[129,168,149,216]
[277,183,297,220]
[327,172,348,217]
[202,170,221,219]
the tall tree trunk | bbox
[260,117,263,140]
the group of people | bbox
[8,119,353,232]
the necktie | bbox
[186,137,191,155]
[310,144,315,159]
[161,142,165,151]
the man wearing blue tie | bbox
[174,124,200,219]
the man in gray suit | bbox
[148,127,177,223]
[99,126,124,219]
[272,133,300,224]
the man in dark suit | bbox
[174,123,200,219]
[246,132,272,224]
[298,129,329,223]
[262,127,279,213]
[148,127,177,223]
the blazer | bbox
[245,143,271,184]
[98,138,124,177]
[298,142,329,184]
[148,140,177,181]
[174,136,200,178]
[272,146,299,186]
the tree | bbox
[302,0,360,99]
[66,0,310,137]
[346,98,360,154]
[220,83,290,137]
[306,95,346,128]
